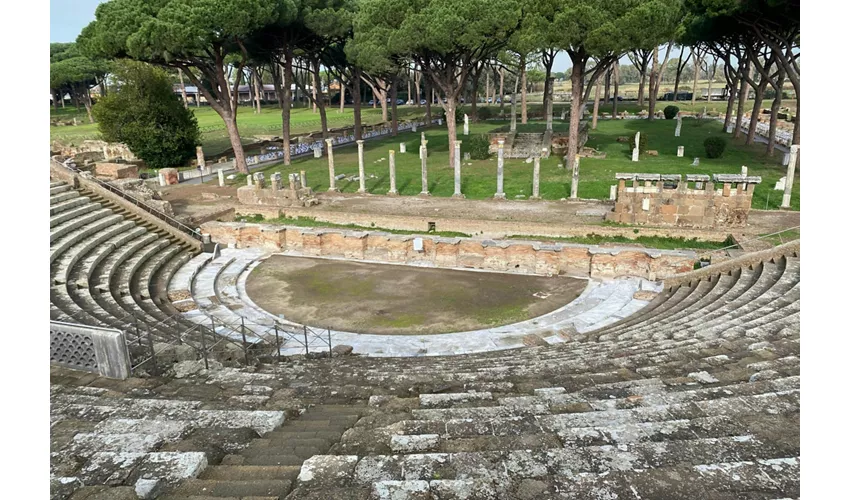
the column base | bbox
[529,196,541,200]
[419,191,431,197]
[493,193,506,200]
[327,187,340,192]
[358,188,367,194]
[452,193,466,199]
[387,190,399,196]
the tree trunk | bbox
[723,74,737,132]
[591,78,601,129]
[498,67,505,113]
[567,54,586,199]
[734,61,751,139]
[542,52,554,122]
[705,57,715,107]
[604,68,611,104]
[339,83,345,113]
[520,54,528,124]
[312,59,329,140]
[470,70,480,121]
[414,68,421,106]
[767,64,786,155]
[353,67,363,140]
[311,64,318,113]
[423,74,432,123]
[746,80,768,145]
[407,75,412,105]
[223,111,249,174]
[648,48,659,120]
[612,60,619,117]
[83,87,94,123]
[637,69,647,106]
[445,96,458,177]
[178,68,188,108]
[485,70,491,108]
[379,83,388,121]
[282,50,293,165]
[390,79,399,136]
[691,51,702,106]
[253,67,262,114]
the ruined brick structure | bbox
[236,172,319,208]
[606,173,762,228]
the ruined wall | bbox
[201,221,696,280]
[94,162,139,180]
[606,173,762,228]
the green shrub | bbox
[465,134,491,160]
[703,136,727,158]
[663,105,680,120]
[476,107,492,120]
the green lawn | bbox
[229,118,799,210]
[50,103,431,156]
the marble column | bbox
[510,93,517,132]
[300,170,307,189]
[288,173,297,191]
[254,172,265,189]
[388,150,398,195]
[357,140,366,193]
[246,173,253,186]
[420,141,430,196]
[531,149,544,200]
[325,139,339,192]
[196,145,206,169]
[453,140,464,198]
[463,114,469,136]
[271,172,281,191]
[545,77,554,132]
[217,169,225,187]
[570,155,580,199]
[495,140,506,199]
[781,144,799,208]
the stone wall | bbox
[201,221,696,280]
[95,162,139,180]
[664,240,799,289]
[51,140,137,162]
[233,205,728,242]
[236,186,318,208]
[606,173,762,228]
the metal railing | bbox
[698,226,800,259]
[55,159,203,241]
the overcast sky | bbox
[51,0,681,70]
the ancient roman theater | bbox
[49,159,800,499]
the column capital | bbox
[389,150,395,154]
[356,139,365,145]
[325,138,334,145]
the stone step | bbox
[200,465,301,481]
[169,479,292,498]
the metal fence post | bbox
[273,324,281,362]
[328,327,332,358]
[241,317,250,365]
[199,324,209,370]
[146,326,158,376]
[303,325,309,355]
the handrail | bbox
[700,226,800,257]
[55,159,203,241]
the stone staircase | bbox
[49,180,272,370]
[162,405,365,499]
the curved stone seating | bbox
[49,177,799,499]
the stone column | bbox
[287,173,296,191]
[217,169,225,187]
[510,93,517,132]
[545,77,554,132]
[570,155,580,199]
[247,173,253,186]
[494,140,506,199]
[325,139,339,192]
[675,113,682,137]
[609,185,617,200]
[388,150,398,195]
[531,149,543,200]
[271,172,281,191]
[357,140,366,193]
[196,145,206,169]
[400,142,407,154]
[254,172,265,189]
[420,141,430,196]
[158,172,166,187]
[313,145,322,158]
[781,144,799,208]
[677,146,684,157]
[453,140,464,198]
[300,170,307,189]
[463,114,469,136]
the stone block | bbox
[159,168,180,185]
[95,162,139,180]
[298,455,359,487]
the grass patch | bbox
[758,228,800,246]
[230,118,798,210]
[236,214,471,238]
[507,233,736,251]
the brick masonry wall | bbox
[201,221,697,280]
[607,180,756,228]
[232,205,727,242]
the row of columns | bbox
[322,136,545,200]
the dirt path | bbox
[246,256,587,335]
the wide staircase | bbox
[49,176,800,498]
